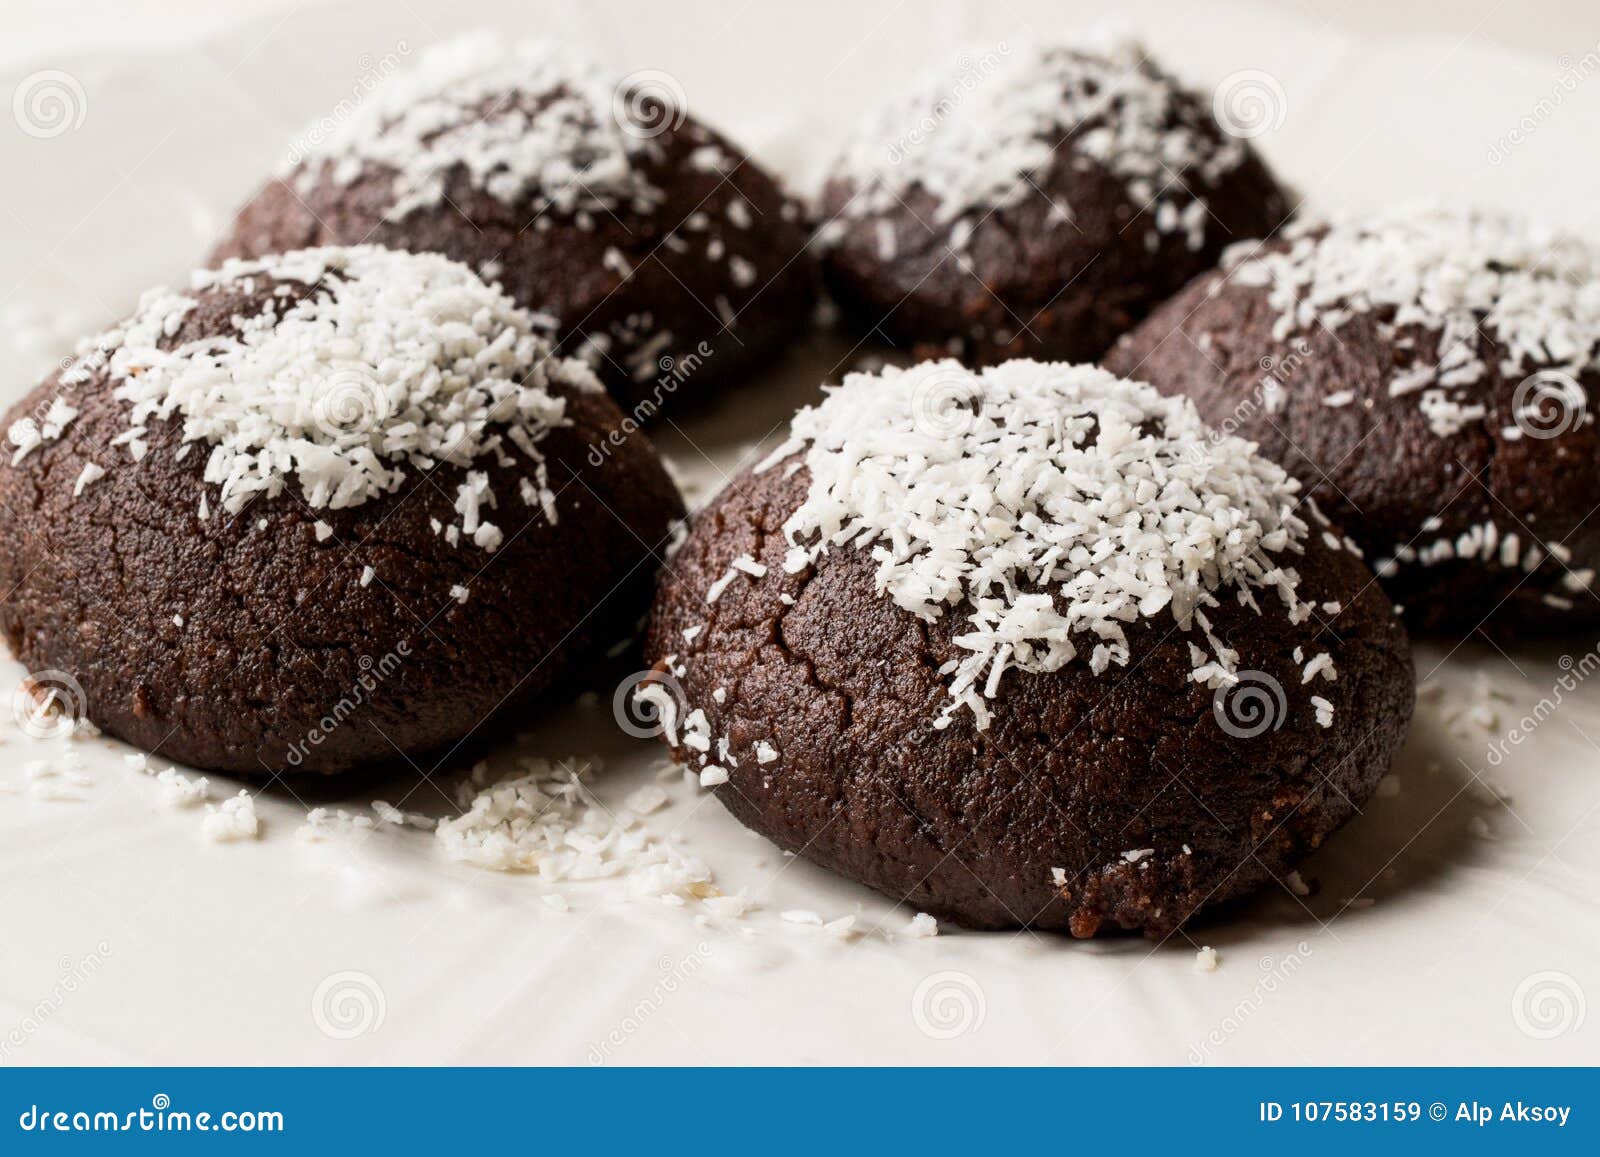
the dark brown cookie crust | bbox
[644,462,1413,937]
[210,109,819,419]
[819,109,1289,367]
[0,282,684,777]
[1104,267,1600,635]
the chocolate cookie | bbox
[0,246,683,776]
[818,39,1290,366]
[210,35,819,418]
[1106,204,1600,633]
[643,360,1412,936]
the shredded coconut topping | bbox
[760,360,1314,727]
[294,35,667,221]
[831,37,1243,244]
[1224,203,1600,437]
[53,246,597,537]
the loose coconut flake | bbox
[759,360,1314,727]
[7,398,78,465]
[202,791,260,842]
[1310,695,1335,728]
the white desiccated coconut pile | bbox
[201,790,260,842]
[757,360,1317,727]
[38,246,598,541]
[294,34,666,222]
[830,38,1244,248]
[434,756,721,906]
[1224,203,1600,438]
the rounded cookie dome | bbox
[819,39,1290,366]
[643,359,1412,936]
[1106,203,1600,633]
[0,245,683,776]
[210,35,819,418]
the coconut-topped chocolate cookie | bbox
[818,39,1290,366]
[210,35,818,417]
[643,360,1412,936]
[1107,203,1600,633]
[0,245,682,776]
